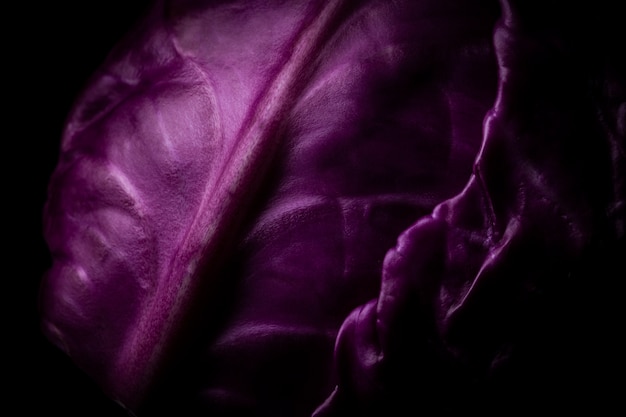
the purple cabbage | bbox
[40,0,624,415]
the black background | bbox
[13,1,151,415]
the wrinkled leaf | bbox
[40,0,625,415]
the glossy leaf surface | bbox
[40,0,625,414]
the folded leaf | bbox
[40,0,624,415]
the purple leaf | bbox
[40,0,624,415]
